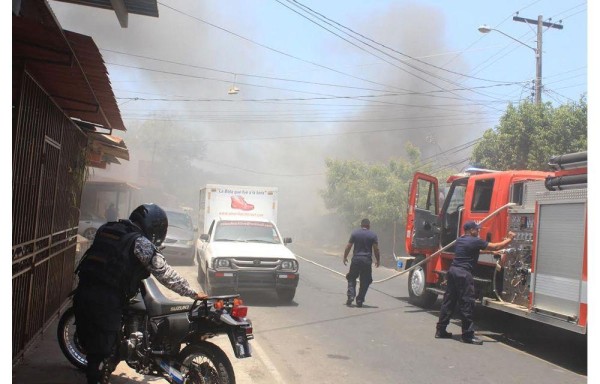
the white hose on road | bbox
[295,249,435,284]
[295,202,516,284]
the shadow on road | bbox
[393,296,587,376]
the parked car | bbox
[77,211,105,240]
[161,208,197,265]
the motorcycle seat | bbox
[141,277,194,317]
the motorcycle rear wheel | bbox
[57,306,88,370]
[179,342,235,384]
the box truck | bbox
[196,184,299,302]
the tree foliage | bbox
[320,143,436,231]
[472,98,587,170]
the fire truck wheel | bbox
[408,255,438,308]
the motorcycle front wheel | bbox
[179,342,235,384]
[57,306,87,370]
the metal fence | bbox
[12,71,88,363]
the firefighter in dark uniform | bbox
[343,218,380,307]
[73,203,207,384]
[435,220,515,344]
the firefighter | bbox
[73,203,208,384]
[343,218,381,307]
[435,220,515,344]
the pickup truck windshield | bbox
[214,221,280,244]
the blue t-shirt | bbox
[451,235,489,272]
[349,228,378,262]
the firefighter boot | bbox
[435,329,453,339]
[461,336,484,345]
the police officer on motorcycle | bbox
[73,203,207,384]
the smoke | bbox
[49,1,484,251]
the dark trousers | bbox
[73,284,123,384]
[436,266,476,339]
[346,259,373,303]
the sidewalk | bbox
[12,313,274,384]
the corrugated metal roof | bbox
[13,14,126,131]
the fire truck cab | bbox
[405,152,587,334]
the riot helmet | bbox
[129,204,168,246]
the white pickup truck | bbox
[196,185,299,302]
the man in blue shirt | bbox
[343,218,380,307]
[435,220,515,344]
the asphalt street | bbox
[13,242,587,383]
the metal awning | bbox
[13,15,125,131]
[87,132,130,167]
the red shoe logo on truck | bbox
[231,195,255,211]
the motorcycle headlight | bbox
[281,260,297,270]
[215,258,231,268]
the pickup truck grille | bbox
[232,257,280,270]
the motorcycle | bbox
[57,277,253,384]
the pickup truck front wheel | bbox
[276,288,296,303]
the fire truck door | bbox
[405,173,440,255]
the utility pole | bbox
[513,15,563,104]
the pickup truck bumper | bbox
[207,269,299,292]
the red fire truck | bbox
[405,151,587,334]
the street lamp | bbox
[478,24,541,104]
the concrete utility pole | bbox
[513,15,563,104]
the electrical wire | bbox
[156,1,413,92]
[121,120,497,143]
[283,0,510,84]
[274,0,506,112]
[102,49,395,94]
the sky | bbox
[41,1,590,230]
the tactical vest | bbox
[77,220,151,300]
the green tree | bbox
[320,143,440,257]
[472,97,587,170]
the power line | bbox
[195,158,324,177]
[156,1,412,93]
[121,120,497,142]
[274,0,507,112]
[547,2,586,21]
[115,81,522,104]
[102,49,394,93]
[283,0,511,84]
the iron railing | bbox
[12,71,88,363]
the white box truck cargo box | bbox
[199,184,278,233]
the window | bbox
[215,221,280,244]
[510,182,524,205]
[445,184,466,215]
[415,179,437,214]
[471,179,494,212]
[441,179,467,247]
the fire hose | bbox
[295,202,516,285]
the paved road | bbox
[212,242,586,384]
[169,242,585,383]
[14,242,586,383]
